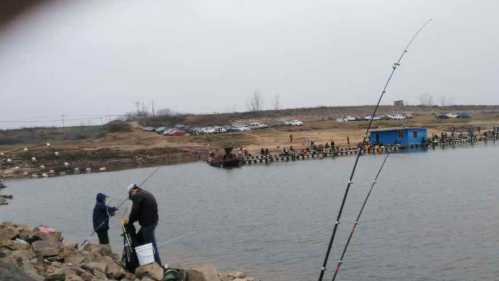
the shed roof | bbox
[369,127,426,133]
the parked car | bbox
[456,112,472,119]
[364,115,385,121]
[175,124,188,129]
[234,125,251,132]
[284,120,304,126]
[155,127,168,133]
[248,122,268,129]
[213,126,227,134]
[386,113,407,120]
[163,128,187,136]
[143,127,155,132]
[435,113,449,119]
[336,116,357,122]
[231,123,252,131]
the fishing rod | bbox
[317,19,432,281]
[79,165,162,248]
[330,153,389,281]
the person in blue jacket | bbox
[93,193,118,245]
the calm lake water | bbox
[1,144,499,281]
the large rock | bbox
[66,267,94,281]
[0,226,19,241]
[106,261,126,280]
[44,268,65,281]
[82,262,107,274]
[0,260,38,281]
[82,243,113,258]
[32,226,63,242]
[65,254,86,266]
[186,269,208,281]
[0,239,26,251]
[193,265,221,281]
[135,263,164,281]
[2,249,36,265]
[65,271,84,281]
[17,225,35,242]
[32,240,63,258]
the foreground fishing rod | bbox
[79,165,162,247]
[317,19,432,281]
[330,153,389,281]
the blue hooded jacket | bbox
[92,193,118,232]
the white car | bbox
[336,116,356,123]
[232,125,251,132]
[248,122,268,129]
[285,120,304,126]
[213,126,227,134]
[364,115,384,121]
[386,113,406,120]
[143,127,155,132]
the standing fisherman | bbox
[93,193,118,246]
[123,184,162,265]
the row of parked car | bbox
[435,112,472,119]
[336,113,413,122]
[143,119,304,136]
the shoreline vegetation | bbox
[1,105,499,179]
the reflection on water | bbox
[2,145,499,281]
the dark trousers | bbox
[97,230,109,245]
[137,224,162,265]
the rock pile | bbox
[0,222,259,281]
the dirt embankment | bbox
[2,105,499,179]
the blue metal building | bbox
[368,127,427,146]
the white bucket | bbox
[135,243,155,266]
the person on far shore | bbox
[93,193,118,246]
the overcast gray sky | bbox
[0,0,498,128]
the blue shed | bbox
[369,128,427,146]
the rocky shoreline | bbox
[0,222,257,281]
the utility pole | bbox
[61,114,65,141]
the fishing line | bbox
[157,231,198,248]
[79,165,162,248]
[317,19,432,281]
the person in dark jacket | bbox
[124,184,162,265]
[93,193,118,245]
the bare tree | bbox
[247,90,264,112]
[419,93,434,106]
[273,93,280,110]
[439,96,447,107]
[135,101,141,114]
[157,108,176,116]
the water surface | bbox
[2,145,498,281]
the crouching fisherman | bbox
[123,184,162,265]
[92,193,118,246]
